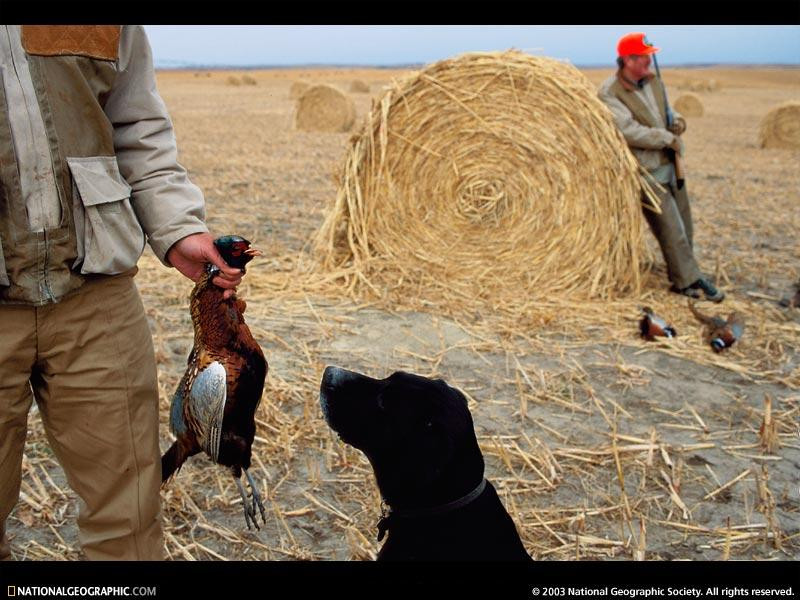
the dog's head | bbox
[319,366,484,507]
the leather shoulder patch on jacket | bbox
[22,26,121,61]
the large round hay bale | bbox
[313,51,649,309]
[759,101,800,149]
[289,80,311,100]
[241,74,258,86]
[674,93,704,117]
[226,75,242,86]
[294,84,356,133]
[350,79,370,93]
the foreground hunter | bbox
[0,25,243,560]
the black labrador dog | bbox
[319,366,532,562]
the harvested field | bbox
[6,65,799,561]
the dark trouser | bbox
[0,271,164,560]
[642,179,701,290]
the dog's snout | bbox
[321,365,364,390]
[320,366,364,424]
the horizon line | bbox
[154,61,800,70]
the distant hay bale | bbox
[289,80,311,100]
[226,75,242,86]
[350,79,370,93]
[241,74,258,86]
[687,80,706,92]
[681,79,719,92]
[759,101,800,149]
[294,84,356,133]
[674,93,704,118]
[312,50,649,310]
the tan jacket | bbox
[598,71,685,181]
[0,25,207,305]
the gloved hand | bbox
[668,117,686,136]
[668,135,683,155]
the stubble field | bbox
[8,64,800,561]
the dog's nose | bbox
[321,365,363,390]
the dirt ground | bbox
[6,64,799,561]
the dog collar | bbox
[377,478,488,541]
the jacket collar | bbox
[616,69,656,92]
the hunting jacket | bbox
[598,71,686,183]
[0,25,207,305]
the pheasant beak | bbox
[244,247,262,257]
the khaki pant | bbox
[642,179,701,290]
[0,271,164,560]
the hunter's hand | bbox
[167,232,244,299]
[668,117,686,136]
[668,135,683,155]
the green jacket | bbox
[0,25,207,305]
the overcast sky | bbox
[143,26,800,68]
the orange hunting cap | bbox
[617,32,659,56]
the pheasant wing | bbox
[186,360,228,463]
[727,313,746,339]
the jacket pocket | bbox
[67,156,145,275]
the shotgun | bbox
[652,53,685,189]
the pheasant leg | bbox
[244,468,268,526]
[235,476,259,530]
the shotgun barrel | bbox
[652,53,685,188]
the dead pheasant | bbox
[161,235,269,529]
[639,306,677,341]
[779,280,800,308]
[688,300,745,353]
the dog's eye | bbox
[425,421,433,428]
